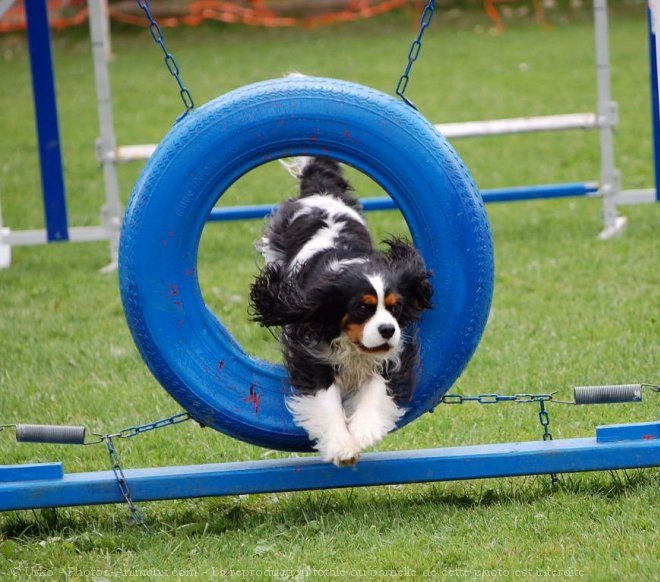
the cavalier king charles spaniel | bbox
[250,157,432,466]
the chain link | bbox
[396,0,436,109]
[441,392,555,405]
[135,0,195,121]
[442,390,561,485]
[538,400,559,484]
[93,412,192,530]
[112,412,192,439]
[104,435,150,532]
[538,401,553,441]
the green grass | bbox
[1,6,659,580]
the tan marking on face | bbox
[343,321,366,344]
[361,294,378,306]
[385,293,399,307]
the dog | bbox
[249,157,432,466]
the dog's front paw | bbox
[319,433,361,467]
[348,403,404,450]
[348,413,390,450]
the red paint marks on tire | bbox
[215,360,225,382]
[246,384,261,414]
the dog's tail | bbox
[279,156,313,180]
[280,156,353,199]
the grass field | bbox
[0,4,659,580]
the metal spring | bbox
[573,384,644,405]
[15,424,86,445]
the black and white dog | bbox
[249,157,432,466]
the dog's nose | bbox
[378,324,396,340]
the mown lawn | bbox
[0,5,658,580]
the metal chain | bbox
[396,0,436,110]
[112,412,192,440]
[442,390,561,485]
[95,412,192,531]
[441,392,555,405]
[135,0,195,121]
[85,411,192,445]
[538,400,553,441]
[104,435,150,532]
[538,401,559,484]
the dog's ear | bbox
[249,264,308,327]
[383,237,433,317]
[299,272,347,330]
[249,265,346,328]
[399,269,433,316]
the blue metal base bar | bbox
[207,182,598,222]
[0,421,657,511]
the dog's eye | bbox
[356,303,372,315]
[388,303,403,317]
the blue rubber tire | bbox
[119,77,494,452]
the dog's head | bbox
[335,239,432,356]
[250,237,432,357]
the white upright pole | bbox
[0,200,11,270]
[101,0,112,60]
[87,0,123,271]
[0,0,12,264]
[594,0,626,239]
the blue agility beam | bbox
[1,421,657,511]
[25,0,69,242]
[208,182,598,223]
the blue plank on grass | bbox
[1,432,658,511]
[25,0,69,242]
[207,182,598,222]
[597,420,660,443]
[0,462,63,483]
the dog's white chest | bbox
[328,335,388,394]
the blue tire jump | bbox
[118,77,494,452]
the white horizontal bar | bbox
[614,188,657,205]
[436,113,599,139]
[114,113,601,163]
[3,226,110,247]
[116,144,156,162]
